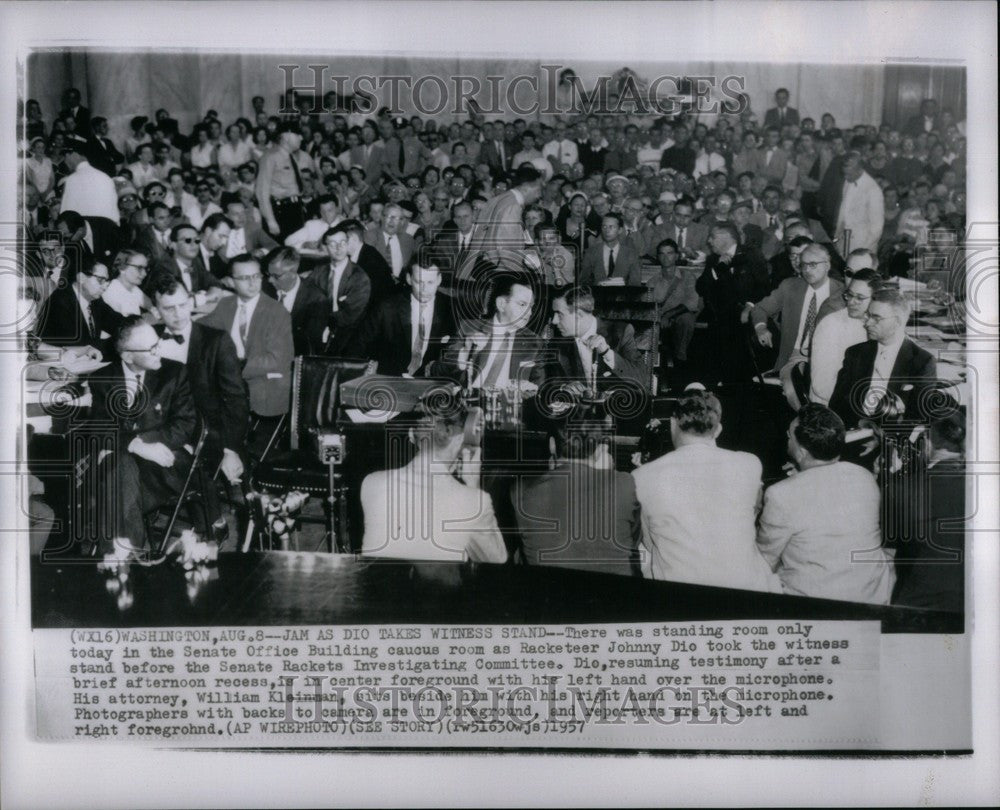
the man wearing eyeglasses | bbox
[752,243,845,372]
[201,254,294,419]
[73,315,198,552]
[829,286,936,427]
[34,253,123,354]
[262,247,329,356]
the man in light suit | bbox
[763,88,800,130]
[200,254,294,418]
[757,127,790,186]
[578,213,643,287]
[361,397,507,563]
[829,287,937,427]
[307,223,372,355]
[363,203,416,282]
[479,121,512,176]
[834,152,885,253]
[751,242,845,372]
[465,164,544,275]
[757,404,894,604]
[549,285,647,392]
[349,122,385,187]
[355,260,457,376]
[632,388,781,593]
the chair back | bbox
[289,356,371,451]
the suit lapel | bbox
[888,339,915,391]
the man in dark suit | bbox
[578,213,643,286]
[131,202,174,266]
[427,201,475,276]
[88,116,124,177]
[150,223,226,298]
[33,252,122,352]
[829,287,937,428]
[763,88,800,130]
[479,122,512,176]
[150,273,249,482]
[696,222,771,385]
[549,285,647,392]
[55,209,122,268]
[431,275,546,388]
[904,98,940,137]
[59,87,91,133]
[341,217,395,305]
[308,223,372,355]
[511,416,641,577]
[355,260,457,376]
[643,200,709,262]
[198,213,234,282]
[262,246,330,355]
[72,316,197,552]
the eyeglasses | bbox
[87,274,112,286]
[233,273,262,282]
[178,237,201,244]
[125,340,160,353]
[864,313,893,324]
[843,291,870,303]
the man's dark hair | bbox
[672,389,722,436]
[602,212,624,229]
[55,210,85,232]
[554,285,595,314]
[114,314,149,354]
[847,268,882,289]
[788,234,815,249]
[929,399,965,454]
[170,223,197,242]
[553,417,612,460]
[656,238,679,255]
[315,192,340,210]
[200,213,233,233]
[148,271,187,302]
[267,246,301,274]
[492,273,533,304]
[793,403,845,461]
[330,218,365,240]
[710,222,740,243]
[513,164,542,186]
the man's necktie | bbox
[238,302,250,344]
[408,304,429,375]
[677,228,685,250]
[277,290,288,310]
[289,154,303,194]
[128,372,143,407]
[481,331,514,389]
[163,331,184,344]
[387,234,403,277]
[607,248,616,278]
[84,301,96,337]
[801,292,817,354]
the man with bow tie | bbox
[71,316,197,552]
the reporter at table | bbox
[360,396,507,563]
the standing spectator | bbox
[59,134,119,224]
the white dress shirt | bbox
[864,334,906,414]
[472,320,516,389]
[60,160,119,222]
[285,217,341,249]
[277,277,300,313]
[227,227,247,258]
[122,363,145,407]
[184,201,222,231]
[410,295,433,366]
[158,323,192,364]
[808,308,867,405]
[542,138,579,167]
[231,294,261,359]
[792,279,831,351]
[327,260,349,311]
[127,161,158,190]
[102,279,147,316]
[835,172,885,252]
[602,242,619,275]
[385,232,403,278]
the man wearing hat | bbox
[59,133,119,225]
[255,122,306,240]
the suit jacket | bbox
[763,106,800,128]
[81,358,196,453]
[150,255,223,295]
[60,105,91,132]
[307,260,372,355]
[200,294,294,417]
[632,443,780,592]
[354,243,396,303]
[349,143,386,185]
[83,216,123,266]
[904,113,939,137]
[479,139,512,175]
[757,146,789,184]
[132,224,173,265]
[355,290,457,376]
[157,322,249,458]
[363,227,416,279]
[431,320,548,387]
[696,248,771,324]
[757,461,893,604]
[828,338,937,427]
[34,286,123,351]
[467,189,526,271]
[263,278,331,356]
[550,318,647,392]
[428,229,476,275]
[88,135,124,176]
[644,221,709,258]
[512,461,641,577]
[750,276,845,370]
[578,241,643,286]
